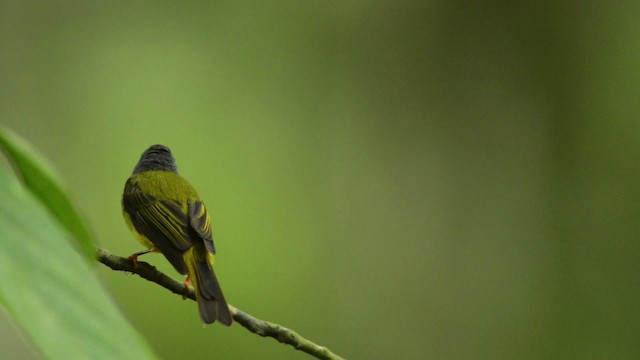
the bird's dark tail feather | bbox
[184,247,232,326]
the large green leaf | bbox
[0,166,158,360]
[0,127,95,260]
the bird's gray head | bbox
[132,144,178,174]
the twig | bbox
[96,248,345,360]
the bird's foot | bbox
[128,249,152,268]
[182,276,191,300]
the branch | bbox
[96,248,345,360]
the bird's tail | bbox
[184,246,232,325]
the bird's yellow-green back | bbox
[122,170,200,250]
[126,170,200,203]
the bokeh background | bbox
[2,1,640,359]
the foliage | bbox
[0,128,158,360]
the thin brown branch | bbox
[96,248,345,360]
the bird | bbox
[121,144,232,325]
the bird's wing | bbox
[189,200,216,254]
[123,183,194,273]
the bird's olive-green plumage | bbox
[122,144,232,325]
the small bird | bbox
[122,144,232,325]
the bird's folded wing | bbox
[189,200,216,254]
[123,185,195,273]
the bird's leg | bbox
[128,249,152,267]
[182,276,191,299]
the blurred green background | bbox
[2,1,640,359]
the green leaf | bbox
[0,167,158,360]
[0,127,95,261]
